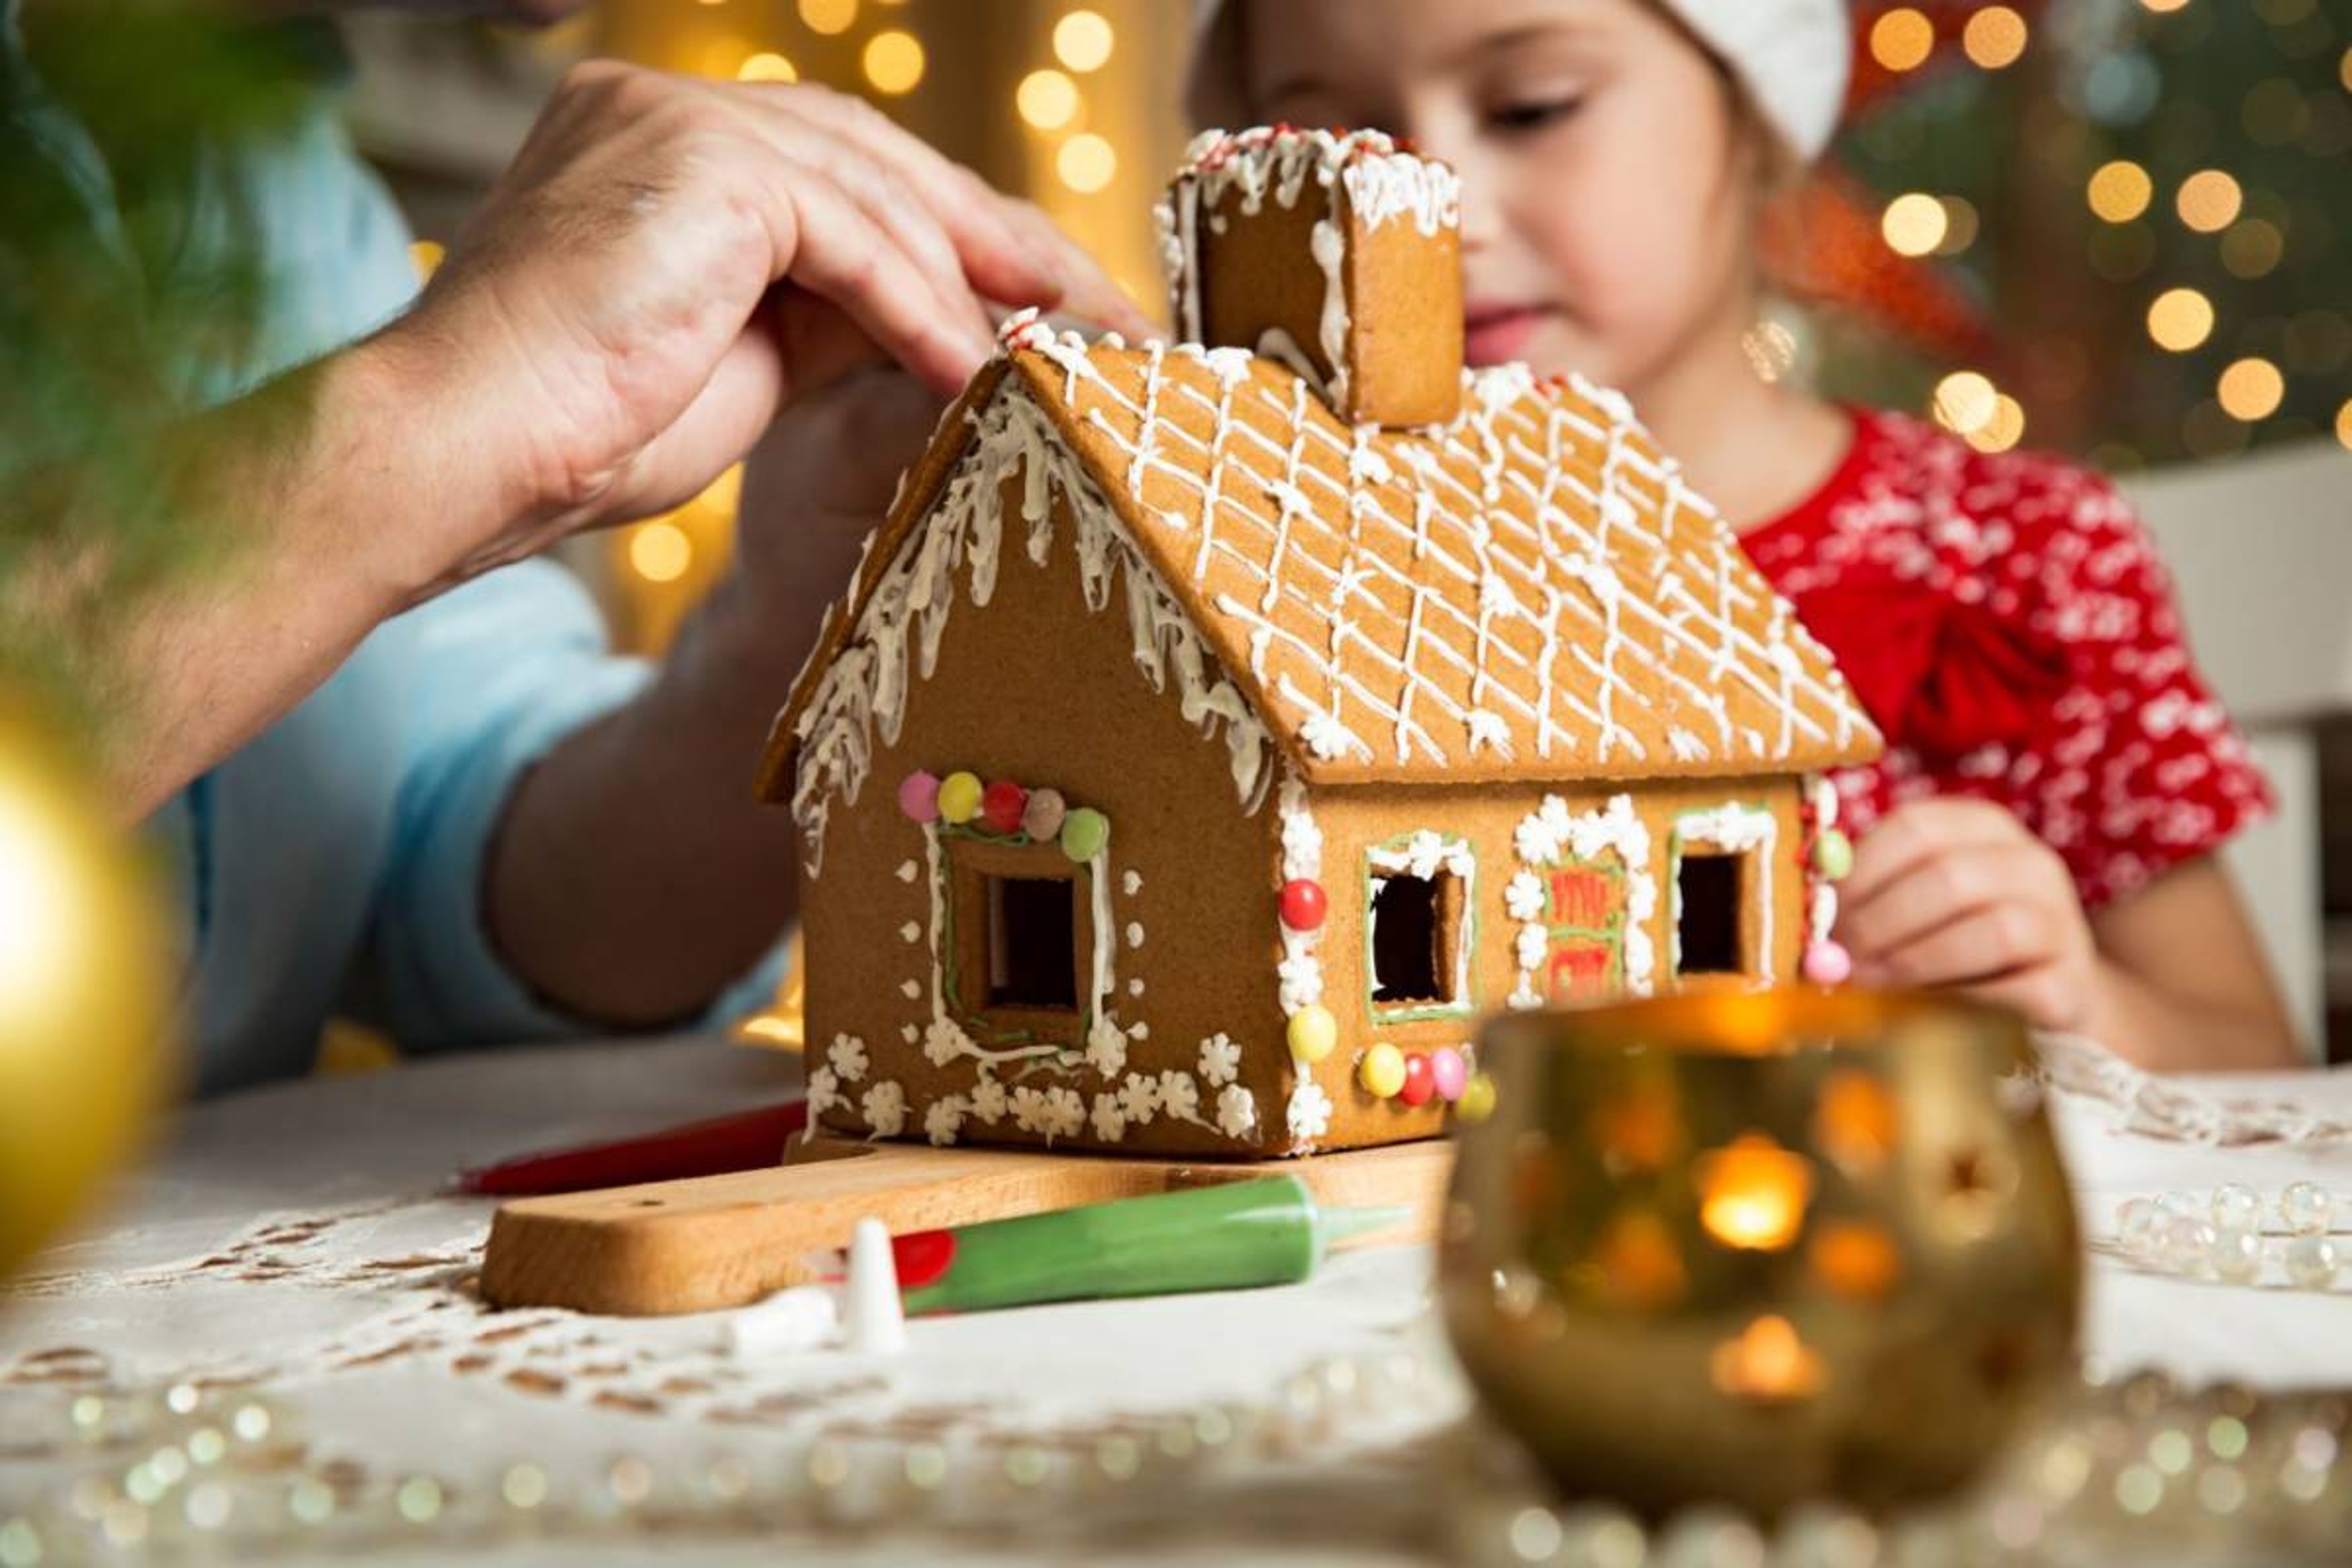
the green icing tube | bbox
[896,1175,1403,1317]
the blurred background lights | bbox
[1052,10,1115,74]
[2174,169,2244,232]
[1880,192,1948,257]
[1057,132,1117,194]
[1962,6,2029,70]
[1967,394,2028,454]
[1933,371,2000,435]
[628,522,693,584]
[2087,160,2154,222]
[2147,287,2215,351]
[1017,69,1080,131]
[737,51,797,83]
[796,0,856,36]
[2217,357,2285,421]
[862,30,925,94]
[1869,8,1936,73]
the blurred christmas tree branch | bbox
[1,1,319,747]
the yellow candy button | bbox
[1456,1071,1498,1123]
[1286,1004,1337,1063]
[937,771,984,824]
[1359,1042,1406,1099]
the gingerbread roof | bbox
[761,314,1879,830]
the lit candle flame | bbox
[1696,1133,1814,1251]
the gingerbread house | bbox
[758,128,1881,1160]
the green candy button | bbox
[1812,827,1854,881]
[1059,807,1109,862]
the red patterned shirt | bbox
[1743,408,2271,911]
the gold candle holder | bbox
[1439,989,2080,1520]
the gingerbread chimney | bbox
[1156,127,1464,428]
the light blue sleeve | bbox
[347,560,789,1050]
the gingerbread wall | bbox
[799,473,1295,1159]
[1294,776,1812,1152]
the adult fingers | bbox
[761,157,992,396]
[992,197,1162,338]
[744,83,1066,312]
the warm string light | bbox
[2174,168,2243,232]
[2086,160,2154,222]
[737,51,797,82]
[1053,9,1115,74]
[1879,192,1947,257]
[1961,6,2029,70]
[861,30,924,94]
[796,0,856,36]
[2216,357,2285,421]
[1868,7,1936,73]
[2146,287,2215,352]
[1017,68,1079,130]
[1057,132,1117,194]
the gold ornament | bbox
[0,704,177,1281]
[1442,989,2080,1520]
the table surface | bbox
[5,1037,2350,1564]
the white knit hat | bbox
[1185,0,1852,162]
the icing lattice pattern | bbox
[1005,325,1878,783]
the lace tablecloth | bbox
[4,1037,2350,1564]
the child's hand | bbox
[1834,798,2100,1033]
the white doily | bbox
[2034,1031,2352,1147]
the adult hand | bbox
[388,64,1150,595]
[1834,797,2100,1033]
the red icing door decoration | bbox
[1543,863,1624,1001]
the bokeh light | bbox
[2140,0,2190,12]
[797,0,856,35]
[2087,160,2153,222]
[737,51,797,83]
[2175,169,2244,232]
[1962,7,2029,69]
[862,30,925,94]
[2146,287,2215,351]
[1881,192,1949,257]
[628,522,693,583]
[1017,68,1080,130]
[1966,394,2027,453]
[2335,399,2352,451]
[1053,10,1115,74]
[1933,371,2000,435]
[1869,9,1936,73]
[1057,132,1117,193]
[2220,218,2285,279]
[2216,357,2285,421]
[1937,196,1980,255]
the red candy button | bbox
[979,780,1028,836]
[1398,1052,1436,1107]
[1279,878,1327,932]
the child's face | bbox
[1238,0,1758,396]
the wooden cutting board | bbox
[478,1134,1455,1317]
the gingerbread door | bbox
[1542,861,1625,1002]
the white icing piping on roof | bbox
[790,320,1278,873]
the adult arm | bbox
[31,65,1084,820]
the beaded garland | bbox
[2108,1184,2348,1291]
[5,1354,2346,1564]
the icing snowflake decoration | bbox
[1198,1033,1241,1087]
[924,1095,968,1147]
[1216,1084,1259,1140]
[860,1080,907,1140]
[826,1033,869,1084]
[1287,1082,1333,1145]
